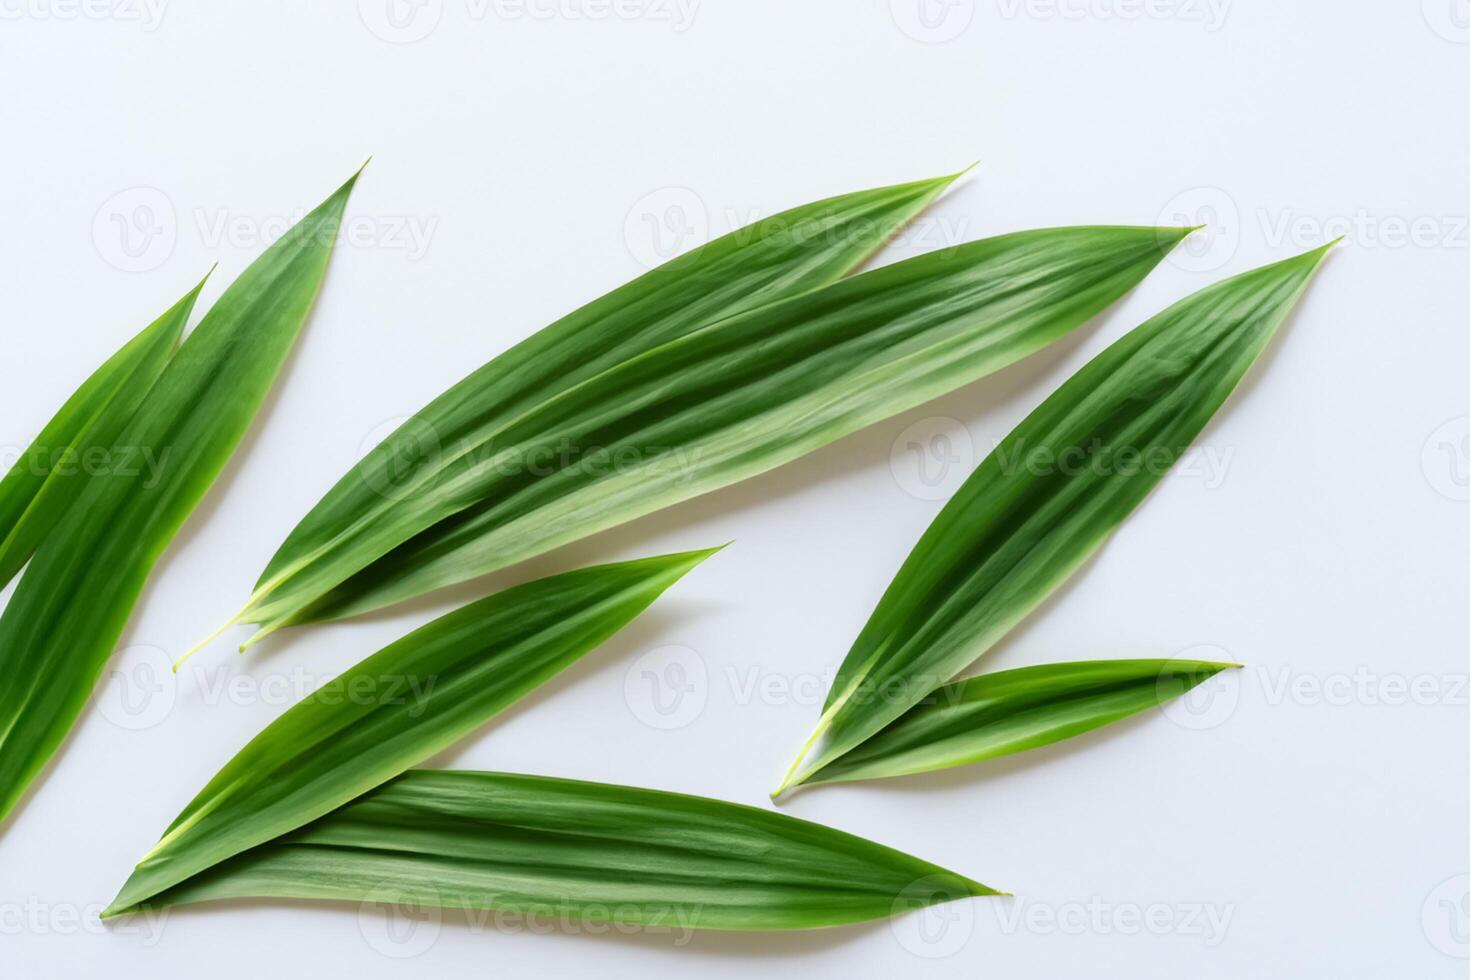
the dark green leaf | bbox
[122,769,996,931]
[780,244,1333,793]
[0,283,198,588]
[0,169,362,826]
[802,659,1238,786]
[239,223,1191,641]
[105,549,715,917]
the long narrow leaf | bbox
[116,770,996,931]
[0,284,199,588]
[0,169,361,826]
[779,244,1333,793]
[800,659,1237,786]
[104,549,715,917]
[228,173,967,642]
[239,224,1193,640]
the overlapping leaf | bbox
[223,172,966,644]
[105,550,715,917]
[0,170,361,825]
[778,244,1333,794]
[799,659,1237,786]
[127,770,995,931]
[0,285,197,588]
[237,223,1192,642]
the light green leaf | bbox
[0,169,361,826]
[801,659,1237,786]
[0,283,200,588]
[237,222,1191,642]
[779,244,1333,794]
[118,770,996,931]
[104,549,715,918]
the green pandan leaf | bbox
[780,244,1333,794]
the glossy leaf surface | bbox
[781,245,1332,792]
[0,171,360,825]
[106,550,714,916]
[129,770,995,931]
[243,223,1190,639]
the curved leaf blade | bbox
[0,170,361,826]
[244,224,1191,636]
[0,286,196,588]
[781,244,1334,792]
[124,770,996,931]
[803,659,1237,786]
[241,172,967,633]
[105,549,715,917]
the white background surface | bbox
[1,2,1466,976]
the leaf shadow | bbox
[136,896,884,959]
